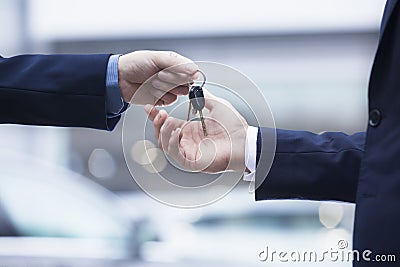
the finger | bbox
[169,86,189,96]
[202,89,219,110]
[159,117,178,150]
[155,99,163,106]
[151,79,177,92]
[144,105,169,140]
[149,88,178,105]
[157,71,192,86]
[153,51,198,74]
[202,89,233,112]
[151,79,190,96]
[167,128,187,168]
[144,104,159,121]
[154,109,168,140]
[159,117,186,150]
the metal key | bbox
[188,85,207,136]
[187,70,207,136]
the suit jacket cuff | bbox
[255,128,365,203]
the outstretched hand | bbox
[144,90,248,173]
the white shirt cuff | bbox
[243,126,258,182]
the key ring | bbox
[188,70,206,88]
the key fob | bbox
[189,86,205,111]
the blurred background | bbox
[0,0,387,266]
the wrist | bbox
[229,124,248,172]
[117,54,132,103]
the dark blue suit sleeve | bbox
[0,54,120,130]
[255,128,365,203]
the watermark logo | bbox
[258,240,396,263]
[337,239,348,250]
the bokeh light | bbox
[88,148,116,179]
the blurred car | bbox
[121,188,354,267]
[0,151,159,267]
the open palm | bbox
[145,90,248,173]
[174,116,230,172]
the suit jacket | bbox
[256,1,400,265]
[0,54,120,130]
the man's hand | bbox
[144,90,248,173]
[118,51,198,105]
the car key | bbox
[189,85,207,136]
[187,70,207,136]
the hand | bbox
[144,90,248,173]
[118,50,198,105]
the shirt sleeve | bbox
[243,126,258,181]
[105,54,127,118]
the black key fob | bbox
[189,86,205,111]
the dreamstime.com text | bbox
[258,240,396,263]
